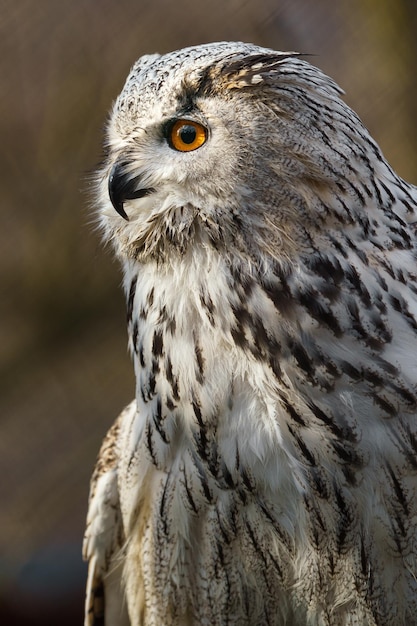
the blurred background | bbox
[1,0,416,623]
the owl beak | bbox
[108,161,154,221]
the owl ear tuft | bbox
[196,52,303,94]
[223,53,299,86]
[223,53,305,90]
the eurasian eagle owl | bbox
[83,42,417,626]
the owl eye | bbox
[168,120,207,152]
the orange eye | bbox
[169,120,207,152]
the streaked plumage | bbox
[83,42,417,625]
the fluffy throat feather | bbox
[108,200,239,263]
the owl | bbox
[83,42,417,626]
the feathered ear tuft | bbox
[197,52,304,93]
[220,53,302,89]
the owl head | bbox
[97,42,380,264]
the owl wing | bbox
[83,402,136,626]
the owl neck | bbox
[123,251,238,383]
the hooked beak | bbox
[108,161,155,220]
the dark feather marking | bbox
[396,268,406,284]
[386,463,410,516]
[232,304,251,326]
[127,275,137,323]
[307,253,345,285]
[369,311,392,343]
[146,371,156,399]
[147,287,154,307]
[194,340,205,380]
[342,464,359,486]
[334,484,354,553]
[331,441,363,469]
[166,396,176,411]
[138,342,145,368]
[380,258,396,280]
[287,423,316,466]
[159,472,171,535]
[372,393,398,417]
[281,394,307,426]
[345,297,371,343]
[231,322,248,350]
[268,552,283,579]
[89,579,105,626]
[341,234,369,265]
[193,428,208,462]
[307,401,352,441]
[390,226,412,249]
[251,316,270,355]
[240,465,255,492]
[207,440,220,477]
[238,487,248,505]
[374,291,387,314]
[192,397,204,427]
[258,500,291,549]
[362,368,384,387]
[158,305,177,334]
[192,452,213,502]
[216,540,225,569]
[297,287,343,336]
[387,383,417,407]
[374,356,398,376]
[199,289,216,325]
[152,329,164,357]
[401,197,415,213]
[221,462,236,488]
[290,339,316,378]
[345,264,372,307]
[329,234,349,258]
[339,360,362,381]
[153,397,169,444]
[165,356,180,400]
[151,357,160,377]
[183,467,198,513]
[397,179,417,202]
[132,321,138,354]
[361,181,373,199]
[304,497,327,547]
[310,468,330,499]
[375,272,388,292]
[390,294,417,330]
[269,351,283,379]
[260,274,293,315]
[379,179,396,204]
[216,507,233,545]
[336,174,367,207]
[146,419,158,466]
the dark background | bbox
[1,1,416,623]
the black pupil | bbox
[179,125,197,144]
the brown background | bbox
[1,0,416,623]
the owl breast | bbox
[118,254,311,625]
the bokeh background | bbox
[1,0,416,623]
